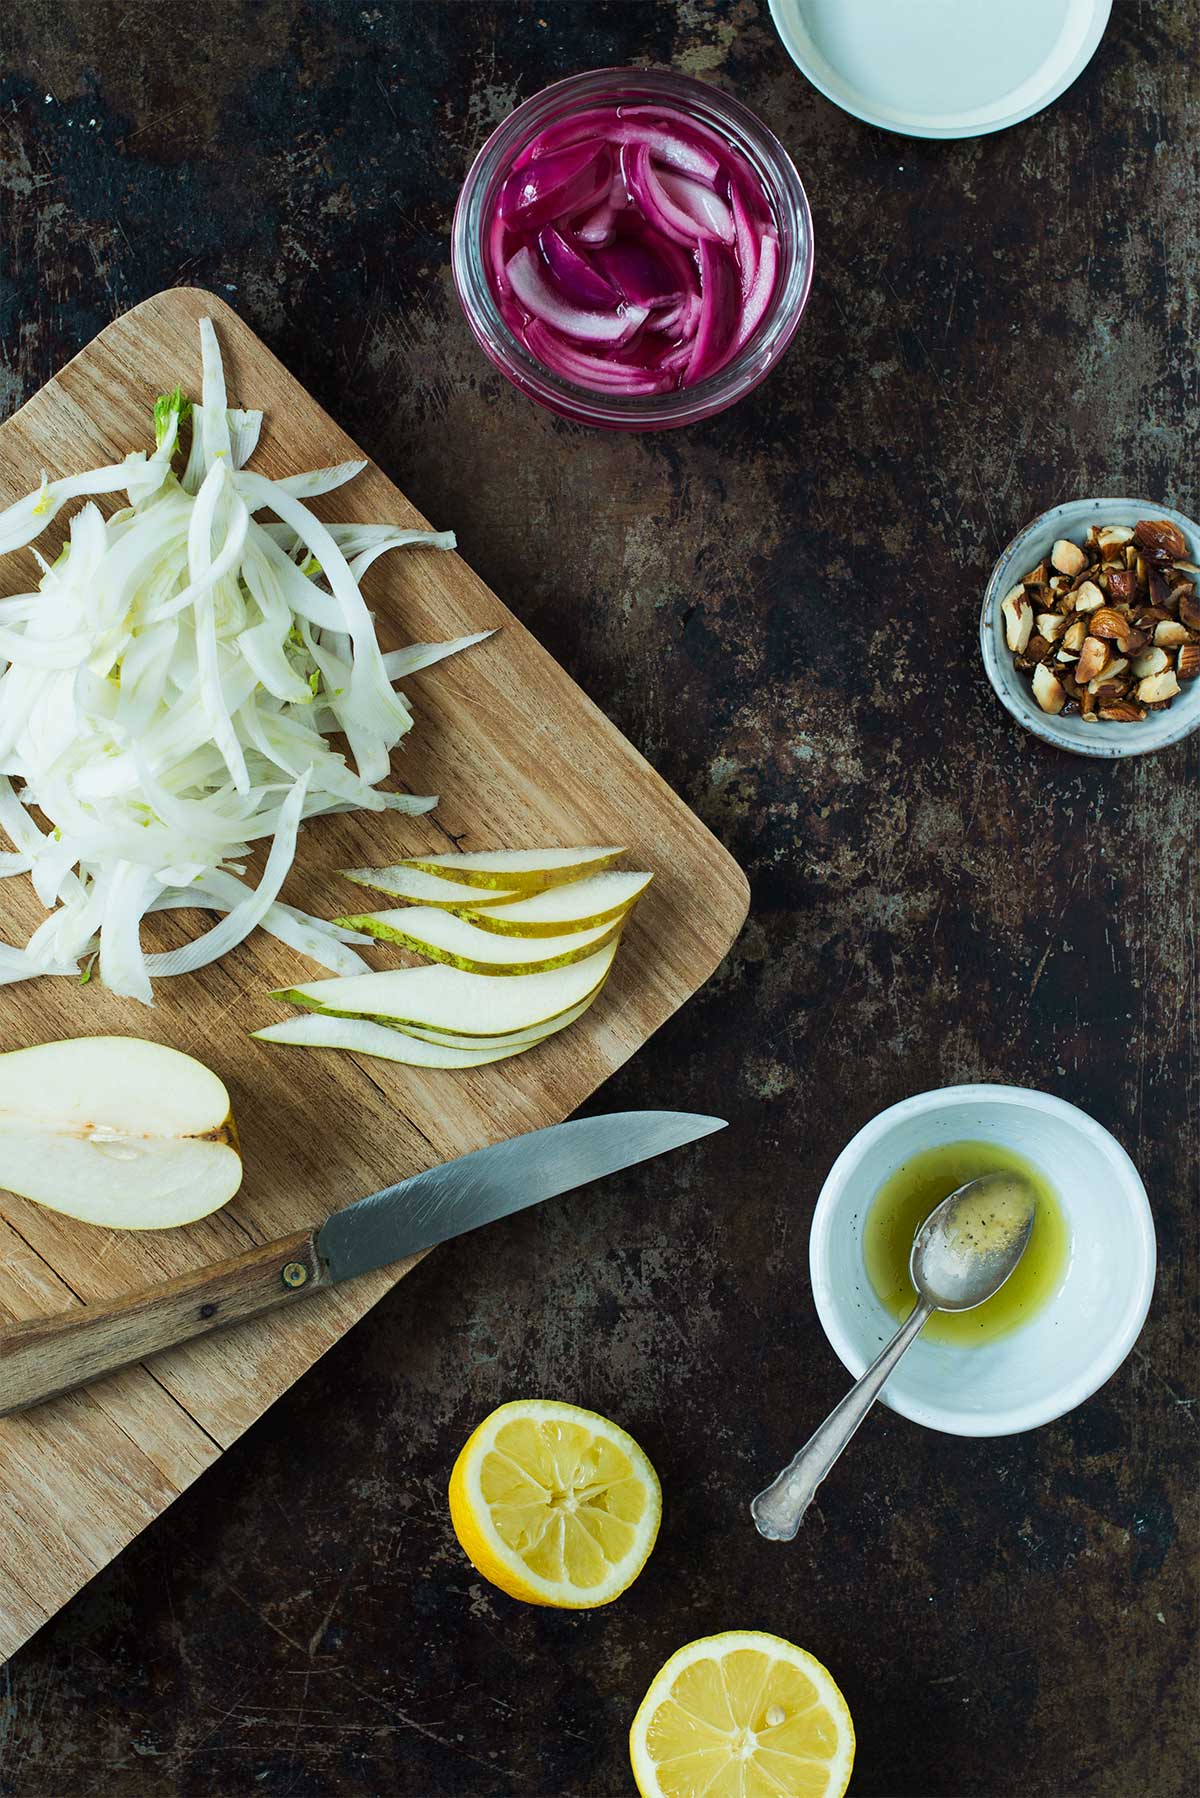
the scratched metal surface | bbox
[0,2,1196,1794]
[318,1114,728,1281]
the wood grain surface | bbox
[0,1229,326,1418]
[0,289,748,1659]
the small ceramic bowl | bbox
[980,497,1200,758]
[809,1085,1156,1438]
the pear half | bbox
[457,870,652,938]
[392,846,625,893]
[0,1036,242,1230]
[332,906,620,974]
[273,940,618,1038]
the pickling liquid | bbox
[863,1140,1070,1347]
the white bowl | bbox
[767,0,1111,141]
[980,496,1200,758]
[809,1085,1156,1437]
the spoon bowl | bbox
[911,1171,1036,1312]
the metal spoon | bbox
[750,1170,1037,1541]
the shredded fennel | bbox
[0,317,490,1001]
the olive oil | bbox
[863,1140,1069,1347]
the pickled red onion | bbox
[538,228,618,307]
[575,202,619,246]
[732,236,780,353]
[484,101,781,397]
[685,240,739,383]
[497,145,611,230]
[656,170,735,244]
[514,109,722,182]
[506,247,646,344]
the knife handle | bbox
[0,1227,327,1418]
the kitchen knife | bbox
[0,1109,724,1417]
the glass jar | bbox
[452,67,814,431]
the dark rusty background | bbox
[0,2,1197,1794]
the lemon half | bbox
[448,1398,661,1608]
[630,1630,855,1798]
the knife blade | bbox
[0,1110,725,1416]
[318,1109,726,1282]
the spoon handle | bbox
[750,1298,934,1541]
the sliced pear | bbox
[0,1036,242,1230]
[341,866,522,909]
[272,940,618,1038]
[255,1014,532,1067]
[395,988,602,1051]
[456,871,652,938]
[394,846,625,893]
[332,906,620,974]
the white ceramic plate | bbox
[809,1086,1156,1438]
[980,497,1200,759]
[768,0,1112,139]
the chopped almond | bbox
[1153,619,1191,646]
[1050,538,1086,576]
[1136,670,1181,705]
[1000,586,1033,653]
[1087,657,1129,696]
[1037,612,1068,643]
[1133,518,1187,561]
[1148,567,1173,610]
[1131,646,1170,678]
[1178,590,1200,631]
[1090,607,1129,641]
[1098,701,1147,722]
[1032,662,1066,714]
[1074,637,1108,684]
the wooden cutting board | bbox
[0,289,748,1659]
